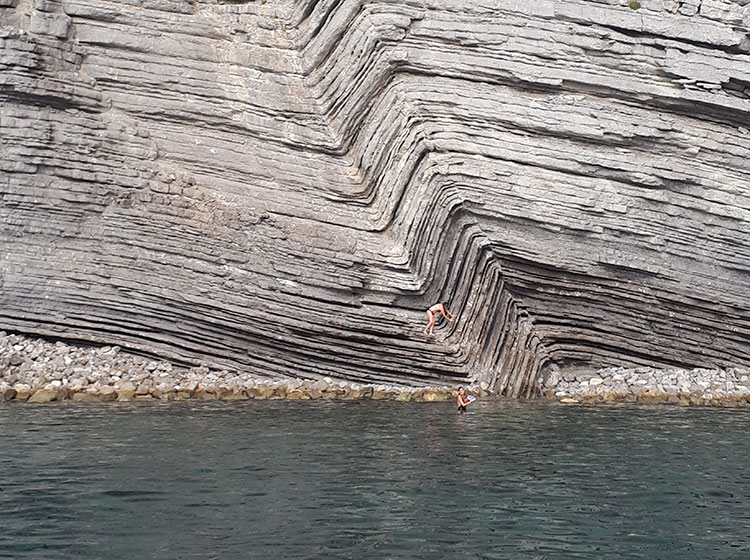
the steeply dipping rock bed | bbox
[2,1,750,396]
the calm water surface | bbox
[1,400,750,559]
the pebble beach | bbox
[542,365,750,406]
[2,332,749,406]
[0,332,466,403]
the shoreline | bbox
[2,332,750,406]
[0,332,470,404]
[542,365,750,407]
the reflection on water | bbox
[1,400,750,559]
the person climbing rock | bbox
[423,302,454,336]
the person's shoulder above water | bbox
[456,387,474,411]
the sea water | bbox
[2,400,750,559]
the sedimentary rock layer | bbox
[2,0,750,395]
[0,332,473,403]
[4,332,750,407]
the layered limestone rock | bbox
[1,0,750,396]
[0,331,471,402]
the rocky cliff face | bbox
[2,0,750,396]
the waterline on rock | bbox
[3,332,750,406]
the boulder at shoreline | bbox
[2,332,749,407]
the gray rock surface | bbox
[544,364,750,405]
[1,1,750,396]
[0,331,466,402]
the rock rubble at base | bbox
[5,332,749,407]
[543,366,750,407]
[0,333,480,404]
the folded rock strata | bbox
[1,0,749,396]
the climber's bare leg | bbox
[423,310,435,335]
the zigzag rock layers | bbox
[2,0,750,396]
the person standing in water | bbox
[423,302,454,336]
[456,388,473,412]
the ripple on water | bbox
[2,401,750,559]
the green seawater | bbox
[1,400,749,559]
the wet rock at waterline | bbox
[2,333,750,406]
[544,366,750,406]
[0,333,469,403]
